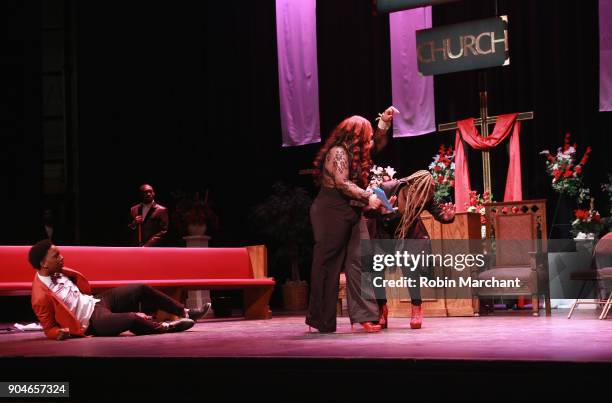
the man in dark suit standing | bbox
[128,184,169,247]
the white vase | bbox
[187,223,207,236]
[574,234,596,255]
[182,235,210,247]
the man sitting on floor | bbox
[28,239,210,340]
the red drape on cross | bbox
[454,113,523,212]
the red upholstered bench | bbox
[0,245,275,319]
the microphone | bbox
[137,205,143,246]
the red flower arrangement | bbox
[429,144,455,202]
[571,207,603,239]
[540,133,592,200]
[465,190,493,224]
[171,190,219,236]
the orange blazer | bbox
[31,268,92,340]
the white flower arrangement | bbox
[574,232,595,240]
[368,165,397,189]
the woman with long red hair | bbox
[306,107,398,333]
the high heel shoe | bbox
[378,304,389,329]
[351,321,382,333]
[410,305,423,329]
[307,325,335,333]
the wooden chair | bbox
[473,200,551,316]
[568,232,612,319]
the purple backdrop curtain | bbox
[276,0,321,147]
[389,7,436,137]
[601,0,612,111]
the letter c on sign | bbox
[417,42,433,63]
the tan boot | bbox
[410,305,422,329]
[350,322,382,333]
[378,304,388,329]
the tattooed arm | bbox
[323,146,373,203]
[373,126,389,154]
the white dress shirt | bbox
[141,202,153,221]
[38,273,100,329]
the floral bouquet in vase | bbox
[571,206,604,239]
[540,133,592,203]
[428,144,455,203]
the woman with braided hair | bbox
[306,107,398,333]
[372,170,455,329]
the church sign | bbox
[416,16,509,76]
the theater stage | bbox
[2,310,610,401]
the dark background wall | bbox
[1,0,610,284]
[1,1,43,245]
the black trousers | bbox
[306,188,379,332]
[372,238,432,307]
[375,266,422,307]
[86,284,185,336]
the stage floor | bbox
[2,310,611,401]
[2,309,611,362]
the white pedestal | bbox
[182,235,211,248]
[186,289,211,310]
[549,249,597,309]
[183,236,212,310]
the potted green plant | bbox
[251,182,312,310]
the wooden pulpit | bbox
[386,211,482,317]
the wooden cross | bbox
[437,91,534,193]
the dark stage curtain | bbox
[432,0,610,236]
[1,0,609,245]
[312,0,610,238]
[0,1,44,245]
